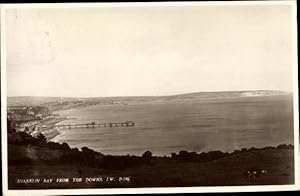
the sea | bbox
[51,95,294,156]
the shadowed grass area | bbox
[8,127,294,189]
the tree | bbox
[36,133,47,145]
[61,142,71,151]
[178,150,189,159]
[142,151,152,159]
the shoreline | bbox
[35,113,294,157]
[30,116,68,141]
[17,94,293,157]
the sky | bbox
[5,3,296,97]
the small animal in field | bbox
[244,167,268,182]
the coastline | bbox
[31,116,68,141]
[10,93,294,156]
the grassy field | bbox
[8,145,294,189]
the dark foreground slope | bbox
[8,128,294,189]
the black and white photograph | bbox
[1,1,299,195]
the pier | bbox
[55,121,135,129]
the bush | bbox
[142,151,152,159]
[47,141,62,149]
[61,142,71,151]
[277,144,290,149]
[171,153,177,158]
[36,133,47,145]
[82,146,97,156]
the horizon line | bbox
[6,89,292,99]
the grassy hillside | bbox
[8,128,294,189]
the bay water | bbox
[51,95,294,156]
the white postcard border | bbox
[1,1,299,195]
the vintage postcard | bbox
[1,1,299,195]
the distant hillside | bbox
[7,90,290,107]
[239,90,289,97]
[171,90,289,99]
[7,96,82,106]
